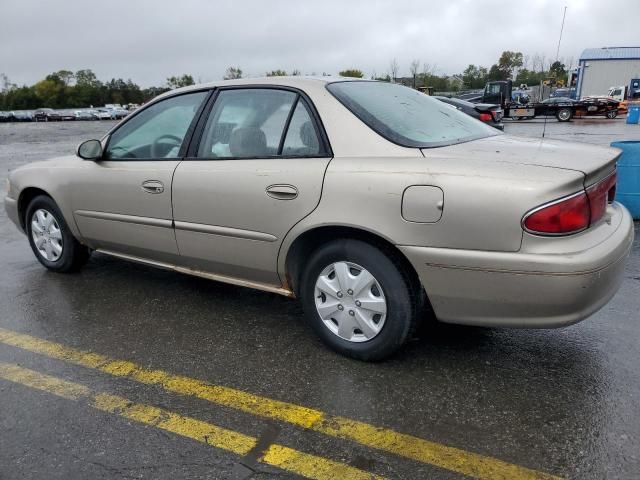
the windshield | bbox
[327,81,498,148]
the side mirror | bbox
[77,139,103,160]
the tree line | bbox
[338,51,571,91]
[0,70,195,111]
[0,51,572,110]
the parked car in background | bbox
[74,110,99,121]
[579,96,620,119]
[0,111,15,122]
[435,96,504,130]
[537,96,619,120]
[95,108,115,120]
[455,91,483,102]
[4,78,633,360]
[33,108,61,122]
[12,110,34,122]
[537,97,577,120]
[58,110,76,121]
[110,108,129,119]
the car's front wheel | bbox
[300,239,418,361]
[606,109,618,119]
[25,195,90,272]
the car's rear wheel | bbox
[25,195,90,272]
[300,239,418,361]
[606,109,618,119]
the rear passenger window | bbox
[197,89,295,158]
[281,101,321,156]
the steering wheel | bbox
[107,146,137,159]
[151,134,182,158]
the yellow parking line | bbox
[0,327,561,480]
[0,362,382,480]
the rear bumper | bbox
[399,203,634,328]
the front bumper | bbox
[399,202,635,328]
[4,196,21,231]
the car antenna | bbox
[543,5,568,139]
[542,98,549,139]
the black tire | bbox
[25,195,90,272]
[556,108,572,122]
[606,109,618,119]
[300,239,418,361]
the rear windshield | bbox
[327,81,499,148]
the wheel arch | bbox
[17,187,54,230]
[282,225,428,307]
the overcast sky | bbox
[1,0,638,87]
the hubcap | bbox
[314,261,387,343]
[31,209,63,262]
[559,110,570,120]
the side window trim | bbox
[186,85,333,160]
[184,88,220,158]
[277,94,300,155]
[102,89,213,161]
[177,89,215,158]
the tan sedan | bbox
[4,78,634,360]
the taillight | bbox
[523,171,617,236]
[523,192,590,235]
[479,113,492,122]
[586,171,616,225]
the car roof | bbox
[157,76,366,100]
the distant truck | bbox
[478,80,619,122]
[607,80,640,102]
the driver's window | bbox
[105,91,207,160]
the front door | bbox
[70,90,208,262]
[172,87,332,285]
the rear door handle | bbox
[266,184,298,200]
[141,180,164,194]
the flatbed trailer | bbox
[479,80,619,122]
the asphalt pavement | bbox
[0,118,639,479]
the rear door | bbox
[70,90,209,263]
[171,87,332,286]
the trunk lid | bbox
[423,134,619,186]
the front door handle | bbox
[141,180,164,194]
[266,184,298,200]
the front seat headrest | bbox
[229,127,267,157]
[300,121,319,151]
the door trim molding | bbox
[74,210,172,228]
[95,249,294,297]
[174,221,277,242]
